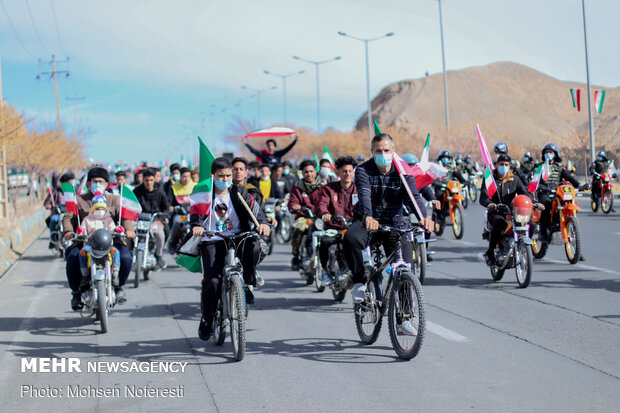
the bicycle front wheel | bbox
[229,274,246,361]
[354,278,383,345]
[388,270,426,360]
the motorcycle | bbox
[297,207,318,287]
[591,164,615,214]
[132,212,166,288]
[168,205,191,254]
[433,180,465,239]
[486,196,536,288]
[77,229,125,334]
[531,182,586,264]
[311,215,352,299]
[276,198,293,243]
[50,206,67,258]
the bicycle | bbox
[354,224,427,360]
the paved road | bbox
[0,203,618,412]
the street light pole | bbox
[292,55,341,133]
[581,0,595,163]
[263,70,305,124]
[437,0,450,132]
[241,85,277,127]
[338,31,394,140]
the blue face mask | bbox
[214,179,233,190]
[374,153,393,168]
[544,152,554,161]
[440,158,450,165]
[90,182,106,194]
[283,168,290,176]
[597,156,603,162]
[497,165,509,176]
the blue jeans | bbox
[78,245,121,276]
[66,244,131,292]
[48,214,60,242]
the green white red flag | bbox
[190,137,215,216]
[594,90,606,114]
[76,174,87,195]
[527,160,549,194]
[570,88,581,111]
[313,153,320,171]
[484,166,498,199]
[393,152,447,190]
[322,145,336,170]
[60,182,78,215]
[420,133,431,163]
[244,127,296,139]
[119,184,142,221]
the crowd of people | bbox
[43,132,614,341]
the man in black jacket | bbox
[190,158,270,341]
[479,154,535,266]
[244,135,298,165]
[133,168,169,268]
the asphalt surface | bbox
[0,202,619,412]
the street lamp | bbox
[338,31,394,140]
[240,85,277,127]
[581,0,596,163]
[292,55,341,133]
[436,0,450,132]
[263,69,305,124]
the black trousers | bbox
[487,214,508,253]
[318,235,339,270]
[342,220,413,284]
[199,237,260,322]
[538,193,553,235]
[65,244,131,292]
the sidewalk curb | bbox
[0,209,46,268]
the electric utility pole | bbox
[37,55,70,132]
[66,95,84,140]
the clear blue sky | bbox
[1,0,618,164]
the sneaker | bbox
[156,255,167,269]
[426,253,434,262]
[351,283,367,304]
[255,271,265,287]
[198,318,212,341]
[291,256,300,271]
[115,287,127,304]
[79,276,90,293]
[71,292,83,311]
[48,242,55,249]
[397,319,418,336]
[483,251,496,267]
[321,271,333,286]
[245,286,255,305]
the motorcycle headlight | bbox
[314,218,324,231]
[514,213,531,224]
[562,194,574,201]
[136,221,151,231]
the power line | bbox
[0,0,36,59]
[24,0,49,55]
[50,0,67,56]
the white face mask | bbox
[93,209,106,219]
[260,175,270,181]
[320,167,331,177]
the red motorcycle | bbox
[591,164,615,214]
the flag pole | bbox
[118,183,124,227]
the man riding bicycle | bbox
[190,158,270,341]
[342,134,434,304]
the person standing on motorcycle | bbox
[342,134,434,303]
[316,156,358,285]
[589,150,616,203]
[62,167,134,310]
[433,150,467,203]
[190,157,270,340]
[520,152,536,179]
[493,142,529,185]
[244,135,299,165]
[536,143,587,246]
[133,168,169,268]
[249,164,284,201]
[288,159,323,271]
[479,154,535,266]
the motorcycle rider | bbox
[318,159,338,185]
[520,152,536,178]
[282,161,298,190]
[479,154,535,266]
[133,168,169,268]
[168,167,196,252]
[133,169,144,187]
[163,163,181,207]
[589,150,616,203]
[536,143,587,253]
[190,157,270,340]
[44,172,74,248]
[249,164,284,201]
[271,163,290,195]
[316,156,358,285]
[107,170,130,195]
[232,157,263,204]
[493,142,529,185]
[433,150,467,203]
[244,135,299,165]
[288,159,323,271]
[63,167,134,310]
[342,134,434,310]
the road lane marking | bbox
[427,321,468,342]
[544,259,620,276]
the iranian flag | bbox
[476,124,494,169]
[119,184,142,221]
[60,182,78,215]
[393,152,447,190]
[76,174,87,195]
[484,166,498,199]
[420,133,431,163]
[244,127,296,139]
[570,88,581,111]
[189,137,216,216]
[527,160,549,194]
[594,90,606,114]
[314,153,320,171]
[322,145,336,170]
